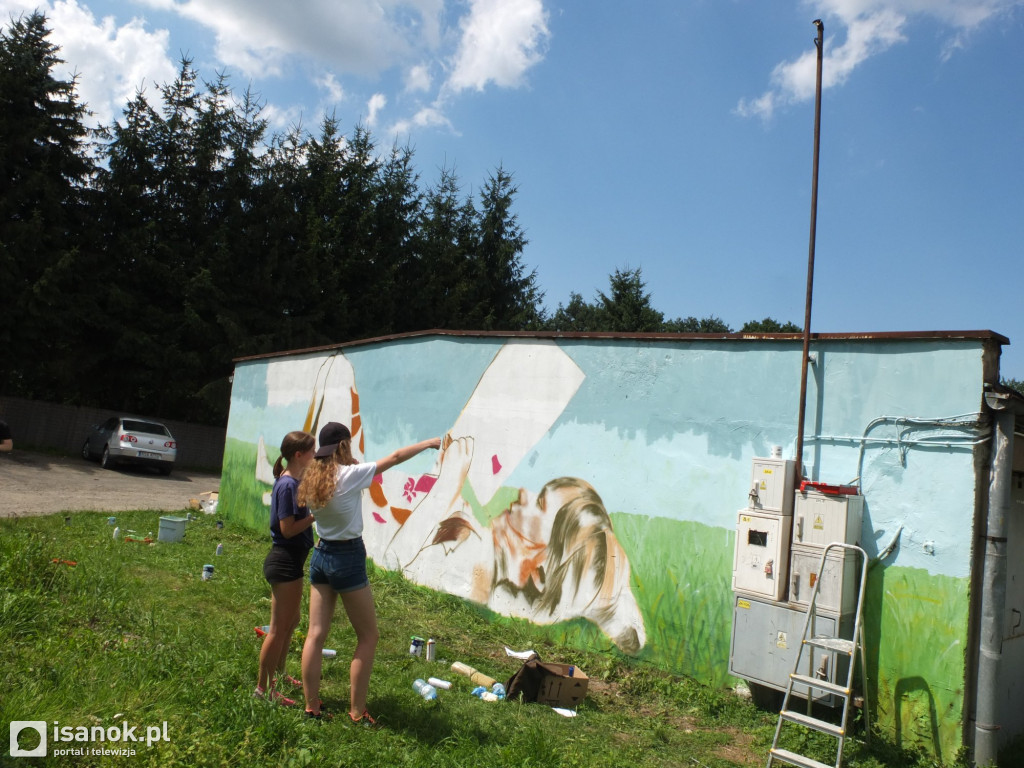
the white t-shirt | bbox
[313,461,378,541]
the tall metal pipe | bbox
[795,19,824,478]
[973,404,1013,766]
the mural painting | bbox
[243,341,648,655]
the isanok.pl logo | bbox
[9,718,170,758]
[9,721,47,758]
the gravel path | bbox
[0,450,221,518]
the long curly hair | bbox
[297,439,353,510]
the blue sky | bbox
[6,0,1023,377]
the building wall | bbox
[221,334,991,758]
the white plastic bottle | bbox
[413,678,438,701]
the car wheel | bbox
[81,440,92,461]
[101,446,114,470]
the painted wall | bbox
[222,334,991,759]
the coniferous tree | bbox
[464,167,543,330]
[0,12,94,398]
[597,267,664,332]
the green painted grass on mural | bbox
[220,437,272,530]
[864,563,971,764]
[612,514,737,688]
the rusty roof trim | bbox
[232,328,1008,364]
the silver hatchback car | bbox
[81,416,177,475]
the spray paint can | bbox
[216,543,223,556]
[202,564,214,581]
[426,638,436,662]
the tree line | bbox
[0,13,799,425]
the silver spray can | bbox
[426,638,436,662]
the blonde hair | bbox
[273,431,315,479]
[297,439,354,509]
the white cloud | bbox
[446,0,550,93]
[405,63,432,92]
[366,92,387,127]
[0,0,179,127]
[316,72,345,104]
[1,0,551,142]
[738,0,1024,120]
[159,0,445,79]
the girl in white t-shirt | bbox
[297,421,440,724]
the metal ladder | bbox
[767,542,870,768]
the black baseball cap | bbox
[315,422,351,459]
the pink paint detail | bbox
[414,474,437,493]
[372,511,387,524]
[491,455,501,475]
[374,474,383,485]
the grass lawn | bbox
[0,509,958,768]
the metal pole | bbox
[795,19,824,479]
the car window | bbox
[122,420,171,437]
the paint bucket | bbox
[158,516,187,543]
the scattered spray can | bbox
[202,564,214,581]
[426,638,436,662]
[216,543,223,556]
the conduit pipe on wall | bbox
[803,413,987,489]
[973,399,1014,767]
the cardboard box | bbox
[535,663,588,707]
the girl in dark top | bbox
[255,430,316,704]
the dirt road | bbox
[0,450,221,517]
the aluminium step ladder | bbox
[767,542,870,768]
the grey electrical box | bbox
[729,595,852,705]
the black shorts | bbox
[263,545,310,584]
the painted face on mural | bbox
[491,481,583,591]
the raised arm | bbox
[374,437,441,474]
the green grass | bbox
[0,510,990,768]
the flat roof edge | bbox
[232,328,1009,364]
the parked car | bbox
[81,416,177,475]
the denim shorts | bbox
[308,537,370,593]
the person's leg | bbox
[302,582,337,714]
[273,578,304,681]
[257,580,291,690]
[339,584,379,719]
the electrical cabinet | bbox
[793,490,863,548]
[733,510,792,601]
[729,595,852,704]
[748,458,797,515]
[788,543,859,615]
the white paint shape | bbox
[444,341,585,505]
